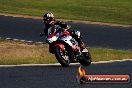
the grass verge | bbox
[0,39,132,65]
[0,0,132,25]
[0,39,56,65]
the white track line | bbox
[0,59,131,67]
[92,59,132,64]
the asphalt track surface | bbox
[0,60,132,88]
[0,15,132,50]
[0,15,132,88]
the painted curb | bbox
[0,37,45,45]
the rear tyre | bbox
[55,46,70,67]
[79,51,92,66]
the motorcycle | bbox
[46,25,91,67]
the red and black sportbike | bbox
[46,25,91,67]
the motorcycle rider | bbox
[40,12,85,49]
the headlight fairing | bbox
[47,36,57,43]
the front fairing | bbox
[46,33,59,43]
[46,25,60,43]
[46,25,79,51]
[58,35,79,49]
[58,35,73,46]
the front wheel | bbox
[55,46,70,67]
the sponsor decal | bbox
[76,66,130,84]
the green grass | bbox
[0,39,132,65]
[0,0,132,24]
[89,48,132,62]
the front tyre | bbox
[55,46,70,67]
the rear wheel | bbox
[55,46,70,67]
[79,50,92,66]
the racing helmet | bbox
[43,13,55,24]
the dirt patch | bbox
[0,13,131,27]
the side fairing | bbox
[58,35,78,47]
